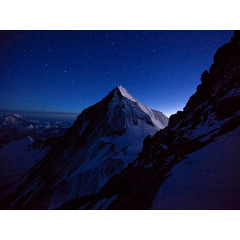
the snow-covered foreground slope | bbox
[151,126,240,210]
[2,86,168,209]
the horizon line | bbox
[0,110,80,115]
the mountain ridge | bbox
[0,113,72,149]
[1,86,168,209]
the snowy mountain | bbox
[56,30,240,210]
[1,86,168,209]
[0,114,40,133]
[0,113,72,130]
[0,114,72,148]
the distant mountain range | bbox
[0,113,73,148]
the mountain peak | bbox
[4,84,168,209]
[114,85,127,94]
[112,85,137,102]
[107,85,168,130]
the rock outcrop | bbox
[231,29,240,42]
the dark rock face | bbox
[231,30,240,42]
[57,31,240,210]
[213,42,240,65]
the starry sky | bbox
[0,30,233,118]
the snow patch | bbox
[88,195,119,210]
[91,198,108,210]
[78,202,90,210]
[100,195,118,209]
[79,120,88,136]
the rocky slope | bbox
[1,86,168,209]
[57,30,240,210]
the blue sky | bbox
[0,30,233,117]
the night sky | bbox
[0,30,233,117]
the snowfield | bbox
[151,126,240,210]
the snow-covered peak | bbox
[3,86,168,209]
[114,85,138,102]
[118,86,137,102]
[109,86,168,130]
[2,114,25,125]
